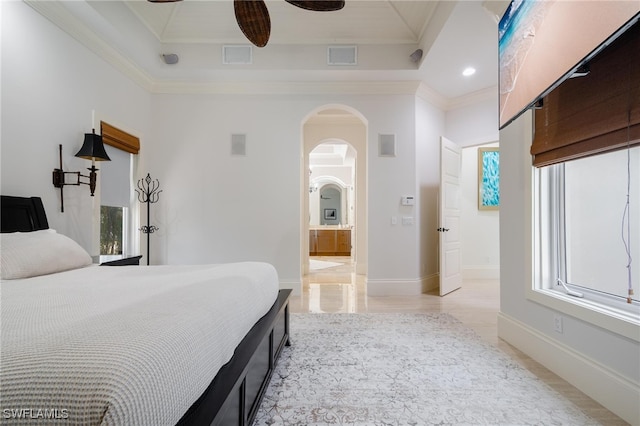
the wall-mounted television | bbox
[499,1,640,129]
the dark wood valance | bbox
[101,121,140,154]
[532,21,640,167]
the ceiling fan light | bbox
[234,0,271,48]
[285,0,345,12]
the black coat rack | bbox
[136,173,161,265]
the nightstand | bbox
[100,255,143,266]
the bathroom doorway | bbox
[301,106,367,277]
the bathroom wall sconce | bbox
[52,129,111,212]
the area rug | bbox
[253,313,598,425]
[309,259,343,271]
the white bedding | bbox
[0,262,279,425]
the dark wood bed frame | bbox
[1,195,291,426]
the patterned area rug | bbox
[253,313,598,425]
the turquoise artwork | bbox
[480,149,499,209]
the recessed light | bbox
[462,67,476,77]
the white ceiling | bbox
[28,0,508,103]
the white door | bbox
[439,136,462,296]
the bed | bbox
[0,195,291,426]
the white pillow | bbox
[0,229,92,280]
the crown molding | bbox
[150,80,423,96]
[415,83,449,110]
[416,83,498,111]
[446,86,498,110]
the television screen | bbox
[499,0,639,129]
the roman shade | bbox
[100,121,140,154]
[531,21,640,167]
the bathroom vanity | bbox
[309,227,351,256]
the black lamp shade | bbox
[75,131,111,161]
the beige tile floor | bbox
[290,256,628,425]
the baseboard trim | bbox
[498,312,639,425]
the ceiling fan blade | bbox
[285,0,345,12]
[234,0,271,47]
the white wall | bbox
[1,1,151,255]
[146,94,431,294]
[460,143,500,279]
[445,95,499,148]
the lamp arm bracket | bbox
[52,144,101,212]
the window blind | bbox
[531,21,640,167]
[101,145,131,208]
[98,121,139,207]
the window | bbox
[533,146,639,336]
[97,121,140,263]
[99,142,133,263]
[529,19,639,340]
[100,205,125,256]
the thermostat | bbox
[401,196,415,206]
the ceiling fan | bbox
[148,0,346,48]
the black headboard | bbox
[1,196,49,233]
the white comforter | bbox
[0,262,279,425]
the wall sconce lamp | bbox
[52,129,111,212]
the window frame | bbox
[92,120,140,263]
[530,163,640,342]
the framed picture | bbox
[324,208,337,220]
[478,148,499,210]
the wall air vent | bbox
[327,46,357,66]
[378,134,396,157]
[223,45,252,65]
[231,134,247,156]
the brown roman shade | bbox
[100,121,140,154]
[531,21,640,167]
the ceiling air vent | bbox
[223,45,252,65]
[327,46,357,66]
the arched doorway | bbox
[310,167,353,227]
[301,105,367,278]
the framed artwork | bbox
[478,148,499,210]
[324,208,337,220]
